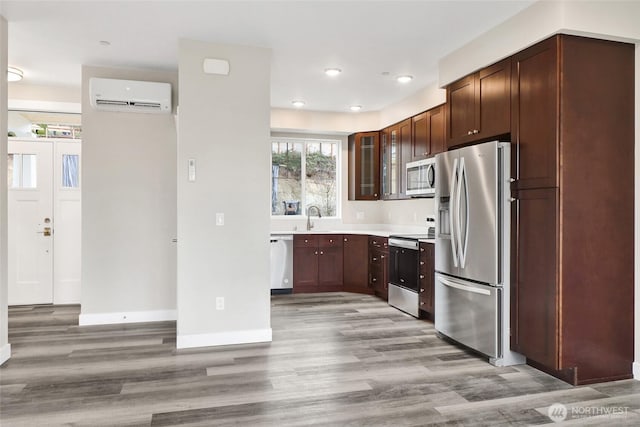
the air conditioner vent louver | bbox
[90,78,171,114]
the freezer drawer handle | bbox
[437,275,491,296]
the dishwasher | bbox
[270,234,293,294]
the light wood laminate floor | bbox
[1,292,639,426]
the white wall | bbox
[635,44,640,380]
[439,0,640,86]
[271,108,379,135]
[0,14,11,365]
[176,39,272,348]
[439,0,640,380]
[79,66,178,325]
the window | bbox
[62,154,80,188]
[8,154,37,189]
[271,137,339,217]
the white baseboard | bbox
[177,328,272,349]
[0,343,11,365]
[633,361,640,380]
[78,309,177,326]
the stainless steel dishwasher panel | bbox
[270,235,293,290]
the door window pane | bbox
[62,154,80,188]
[8,154,37,189]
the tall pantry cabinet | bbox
[510,35,634,385]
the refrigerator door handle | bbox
[437,274,491,296]
[456,157,464,268]
[449,158,459,267]
[458,157,469,269]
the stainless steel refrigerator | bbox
[434,140,524,367]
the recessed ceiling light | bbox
[324,68,342,77]
[7,66,23,82]
[291,100,306,108]
[349,105,362,112]
[396,75,413,84]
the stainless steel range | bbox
[387,234,429,318]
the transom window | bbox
[271,137,340,217]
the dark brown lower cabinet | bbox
[293,234,343,293]
[511,188,559,369]
[418,242,434,319]
[343,234,372,294]
[369,237,388,300]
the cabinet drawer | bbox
[294,235,318,248]
[318,234,343,248]
[369,236,388,249]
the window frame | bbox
[271,136,342,219]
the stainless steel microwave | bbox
[406,157,436,197]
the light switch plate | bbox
[188,158,196,182]
[216,213,224,226]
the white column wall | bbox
[0,14,11,365]
[79,66,178,325]
[176,39,272,348]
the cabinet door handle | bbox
[380,255,385,259]
[305,239,309,243]
[420,248,424,252]
[372,278,377,282]
[467,130,473,135]
[344,238,348,242]
[329,239,333,243]
[420,288,425,292]
[372,257,378,261]
[314,251,318,255]
[374,193,378,197]
[473,129,479,134]
[420,274,425,279]
[420,302,425,306]
[320,251,324,255]
[420,261,425,265]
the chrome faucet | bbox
[306,205,322,231]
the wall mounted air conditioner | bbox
[89,78,172,114]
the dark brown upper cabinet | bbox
[446,57,511,148]
[411,105,445,161]
[348,131,380,200]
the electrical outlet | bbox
[216,297,224,310]
[216,213,224,226]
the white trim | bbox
[633,362,640,380]
[8,100,81,114]
[78,309,176,326]
[0,343,11,365]
[176,328,272,349]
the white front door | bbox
[8,139,82,305]
[53,141,82,303]
[8,140,54,305]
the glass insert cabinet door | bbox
[381,125,399,199]
[348,132,379,201]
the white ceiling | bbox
[2,1,535,113]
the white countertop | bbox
[270,230,436,244]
